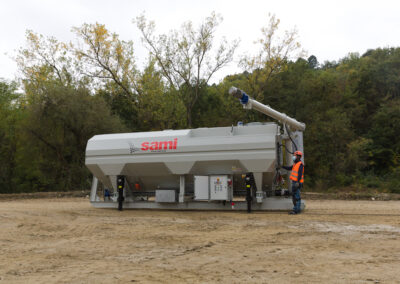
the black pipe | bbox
[117,175,125,211]
[245,173,253,213]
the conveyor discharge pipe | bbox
[229,87,306,132]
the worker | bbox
[282,151,304,215]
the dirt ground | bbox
[0,198,399,283]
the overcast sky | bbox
[1,0,400,83]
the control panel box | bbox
[194,176,209,200]
[209,175,232,201]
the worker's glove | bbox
[294,182,300,188]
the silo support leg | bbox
[90,177,99,202]
[179,175,185,203]
[254,172,263,203]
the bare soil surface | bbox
[0,198,399,283]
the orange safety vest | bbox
[290,161,304,183]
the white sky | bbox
[1,0,400,83]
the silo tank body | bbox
[85,123,279,191]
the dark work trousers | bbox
[291,183,302,213]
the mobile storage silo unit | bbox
[85,87,305,211]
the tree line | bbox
[0,13,399,193]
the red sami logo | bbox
[141,138,178,151]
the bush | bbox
[360,174,382,189]
[385,168,400,193]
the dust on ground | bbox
[0,198,399,283]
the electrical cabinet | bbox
[209,175,231,200]
[194,176,209,200]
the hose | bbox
[284,123,298,152]
[278,142,294,155]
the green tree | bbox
[135,12,239,127]
[240,14,305,101]
[307,55,318,69]
[354,48,400,132]
[16,30,78,93]
[367,98,400,172]
[72,23,141,130]
[72,23,140,97]
[15,84,126,192]
[137,59,186,130]
[0,80,22,193]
